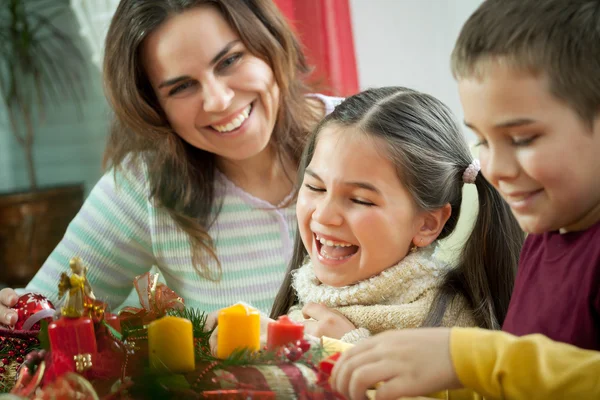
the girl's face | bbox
[296,125,428,287]
[142,6,280,163]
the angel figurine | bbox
[57,257,96,318]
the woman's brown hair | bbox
[103,0,318,280]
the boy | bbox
[330,0,600,398]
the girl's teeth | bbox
[316,235,352,247]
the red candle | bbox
[48,317,97,371]
[266,315,304,350]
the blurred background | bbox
[0,0,482,289]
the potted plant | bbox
[0,0,88,287]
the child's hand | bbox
[0,288,19,327]
[330,328,462,400]
[301,302,356,339]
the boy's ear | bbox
[413,203,452,248]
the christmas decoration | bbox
[119,272,184,339]
[216,304,260,359]
[266,315,304,350]
[148,316,195,374]
[10,293,55,331]
[1,259,348,399]
[0,329,41,392]
[47,257,100,380]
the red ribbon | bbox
[118,272,185,327]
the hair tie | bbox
[462,159,480,184]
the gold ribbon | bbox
[118,272,185,330]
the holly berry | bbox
[296,339,311,353]
[284,347,302,362]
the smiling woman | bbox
[0,0,344,327]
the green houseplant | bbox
[0,0,88,287]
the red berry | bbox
[8,350,15,357]
[0,367,5,374]
[296,339,311,353]
[14,344,21,350]
[284,347,302,362]
[16,356,23,363]
[1,358,8,365]
[20,349,26,354]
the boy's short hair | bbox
[451,0,600,125]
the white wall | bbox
[349,0,482,136]
[349,0,484,262]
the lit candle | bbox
[148,316,195,374]
[266,315,304,350]
[217,303,260,359]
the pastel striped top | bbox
[23,94,343,315]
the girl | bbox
[270,87,524,342]
[0,0,341,324]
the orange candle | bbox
[148,316,195,373]
[217,303,260,359]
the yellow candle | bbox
[217,303,260,359]
[148,316,195,373]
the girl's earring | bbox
[410,242,418,253]
[410,238,424,253]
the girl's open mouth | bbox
[315,233,359,261]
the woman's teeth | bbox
[212,104,252,133]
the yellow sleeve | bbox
[450,327,600,400]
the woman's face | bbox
[142,6,280,162]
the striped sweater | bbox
[23,94,343,315]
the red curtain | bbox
[274,0,359,97]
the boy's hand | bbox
[301,302,356,339]
[0,288,19,326]
[330,328,462,400]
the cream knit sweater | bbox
[289,248,476,343]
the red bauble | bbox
[12,293,56,331]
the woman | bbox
[0,0,341,325]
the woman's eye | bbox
[219,53,243,71]
[169,81,195,96]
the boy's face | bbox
[458,63,600,234]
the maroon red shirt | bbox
[502,220,600,350]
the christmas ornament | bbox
[10,294,55,331]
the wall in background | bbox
[349,0,482,138]
[349,0,484,262]
[0,105,14,192]
[0,5,109,196]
